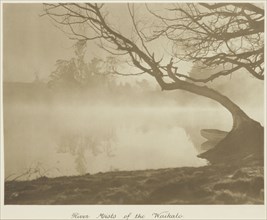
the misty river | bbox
[3,82,263,181]
[4,105,230,181]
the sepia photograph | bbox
[0,1,266,219]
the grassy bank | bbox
[5,162,264,205]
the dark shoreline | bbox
[5,163,264,205]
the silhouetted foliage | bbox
[48,40,117,89]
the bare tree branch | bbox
[146,3,264,80]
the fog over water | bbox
[2,96,221,179]
[4,102,207,179]
[3,77,264,181]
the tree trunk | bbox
[155,76,264,164]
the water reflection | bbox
[54,124,208,176]
[4,103,233,180]
[57,130,117,174]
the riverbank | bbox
[5,161,264,205]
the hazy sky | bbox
[3,4,75,82]
[2,2,264,107]
[3,3,194,83]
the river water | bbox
[3,93,262,181]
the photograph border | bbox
[0,0,266,219]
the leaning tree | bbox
[43,3,264,164]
